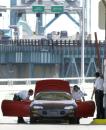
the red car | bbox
[1,79,95,124]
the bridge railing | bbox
[0,77,95,86]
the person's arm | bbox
[82,96,85,101]
[78,90,85,101]
[91,87,96,100]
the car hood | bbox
[30,99,77,107]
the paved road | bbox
[0,124,106,130]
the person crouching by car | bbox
[72,85,85,101]
[13,89,33,123]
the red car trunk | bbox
[35,79,71,95]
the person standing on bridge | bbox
[91,72,104,119]
[13,89,34,123]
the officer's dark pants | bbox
[95,90,104,119]
[13,94,26,123]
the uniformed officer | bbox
[91,72,104,119]
[13,89,33,123]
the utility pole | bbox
[81,0,85,83]
[94,32,101,72]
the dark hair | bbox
[28,89,33,93]
[95,72,100,77]
[73,85,80,90]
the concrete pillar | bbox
[54,64,59,77]
[29,63,34,78]
[10,0,17,25]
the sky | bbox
[0,0,10,29]
[0,0,79,37]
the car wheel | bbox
[30,116,37,124]
[69,117,79,124]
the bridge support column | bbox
[29,63,34,78]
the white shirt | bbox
[94,77,104,91]
[72,90,84,101]
[16,90,29,100]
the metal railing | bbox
[0,77,95,86]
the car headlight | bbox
[64,106,74,110]
[33,105,43,109]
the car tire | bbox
[69,117,79,124]
[30,116,37,124]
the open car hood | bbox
[35,79,71,95]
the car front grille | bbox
[31,109,74,117]
[43,103,65,109]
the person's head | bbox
[73,85,80,92]
[28,89,33,96]
[95,72,100,78]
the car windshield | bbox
[35,92,72,100]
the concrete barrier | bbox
[91,119,106,124]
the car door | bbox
[1,100,31,117]
[75,100,95,118]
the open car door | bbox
[75,100,95,118]
[1,100,31,117]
